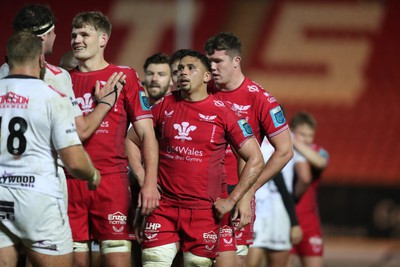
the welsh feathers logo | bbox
[76,93,94,114]
[174,122,197,141]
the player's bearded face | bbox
[145,63,171,101]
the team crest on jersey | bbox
[76,93,94,115]
[232,103,251,115]
[269,106,286,128]
[0,92,29,109]
[139,91,151,111]
[174,122,197,141]
[237,118,253,137]
[247,85,259,92]
[199,113,217,122]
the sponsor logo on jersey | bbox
[269,106,286,128]
[140,91,151,111]
[213,100,225,107]
[199,113,217,122]
[263,92,277,103]
[0,92,29,109]
[107,211,127,225]
[247,85,260,92]
[238,118,253,137]
[76,93,94,115]
[231,103,251,115]
[174,122,197,141]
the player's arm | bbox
[253,129,293,191]
[293,139,328,169]
[125,127,145,187]
[293,160,312,200]
[76,72,126,141]
[132,118,160,215]
[214,137,263,219]
[58,145,100,190]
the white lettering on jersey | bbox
[199,113,217,122]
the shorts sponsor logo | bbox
[223,238,233,245]
[112,226,124,233]
[108,211,127,225]
[0,172,35,188]
[203,231,217,244]
[32,241,57,251]
[145,222,161,231]
[0,200,15,221]
[205,245,215,251]
[144,222,161,241]
[309,235,323,253]
[219,225,233,237]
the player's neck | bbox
[10,65,40,78]
[77,56,109,72]
[219,71,245,91]
[180,87,209,102]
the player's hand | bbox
[213,197,235,219]
[87,169,101,190]
[290,225,303,245]
[133,209,147,244]
[95,72,126,108]
[232,191,252,230]
[137,180,160,216]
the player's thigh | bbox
[301,256,323,267]
[266,249,291,267]
[0,245,18,267]
[246,247,266,267]
[26,250,73,267]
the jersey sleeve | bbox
[223,106,254,152]
[49,93,81,150]
[45,64,83,118]
[124,69,153,123]
[258,91,289,138]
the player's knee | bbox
[183,252,212,267]
[236,245,249,256]
[73,241,90,252]
[142,243,177,267]
[100,240,131,254]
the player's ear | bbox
[204,71,212,83]
[99,32,109,48]
[233,55,241,68]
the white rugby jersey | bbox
[0,63,82,118]
[0,75,81,198]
